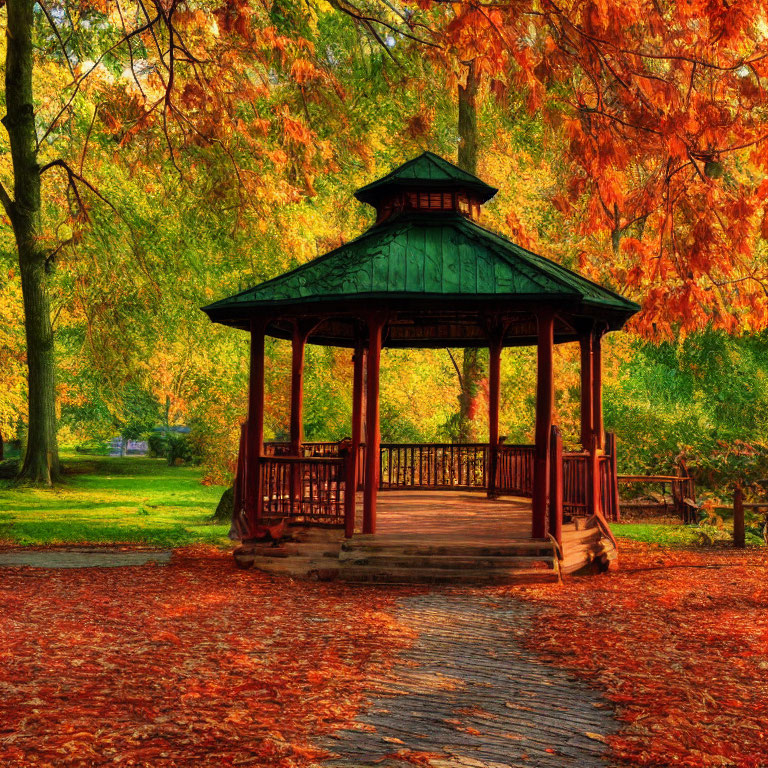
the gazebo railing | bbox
[259,455,346,525]
[379,443,488,489]
[496,444,536,496]
[245,432,621,538]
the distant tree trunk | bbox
[0,430,4,461]
[456,60,484,443]
[3,0,60,484]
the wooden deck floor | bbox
[357,490,533,539]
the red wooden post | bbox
[487,334,503,499]
[607,431,621,522]
[532,311,554,539]
[592,330,604,450]
[589,432,602,518]
[345,342,365,538]
[363,316,385,534]
[579,331,594,449]
[245,318,267,536]
[549,424,563,551]
[734,483,745,548]
[289,322,307,508]
[290,322,307,456]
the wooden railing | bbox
[379,443,488,489]
[252,432,622,544]
[259,455,346,525]
[497,444,535,496]
[264,441,342,458]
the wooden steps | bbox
[337,536,560,585]
[559,524,618,574]
[233,527,343,578]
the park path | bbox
[0,548,171,568]
[320,592,618,768]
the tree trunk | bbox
[457,60,483,443]
[4,0,60,484]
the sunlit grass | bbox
[613,521,765,547]
[0,451,230,547]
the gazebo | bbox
[203,152,640,579]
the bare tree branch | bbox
[446,348,464,391]
[38,0,76,78]
[40,159,116,214]
[37,12,162,148]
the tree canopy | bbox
[3,0,768,488]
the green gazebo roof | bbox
[203,153,640,348]
[354,151,498,205]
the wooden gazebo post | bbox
[289,322,308,507]
[532,311,554,538]
[579,329,594,449]
[246,318,267,534]
[487,327,504,499]
[345,340,366,537]
[592,328,604,449]
[363,315,385,534]
[289,322,309,458]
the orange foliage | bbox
[0,547,415,767]
[428,0,768,336]
[514,541,768,767]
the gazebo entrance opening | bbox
[203,152,639,562]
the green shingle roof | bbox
[204,213,638,315]
[354,151,498,205]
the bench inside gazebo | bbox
[203,152,640,583]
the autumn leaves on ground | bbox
[1,543,765,768]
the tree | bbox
[1,0,345,484]
[3,0,59,483]
[436,0,768,337]
[456,59,485,443]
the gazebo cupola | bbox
[354,151,498,224]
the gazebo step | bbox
[337,564,559,585]
[342,537,554,559]
[338,552,557,570]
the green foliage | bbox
[148,431,200,466]
[605,331,768,489]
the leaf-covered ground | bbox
[0,547,414,767]
[515,542,768,768]
[2,543,766,767]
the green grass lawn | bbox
[613,521,766,547]
[613,522,706,546]
[0,451,230,547]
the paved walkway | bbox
[0,548,171,569]
[321,593,617,768]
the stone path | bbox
[321,593,617,768]
[0,548,171,569]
